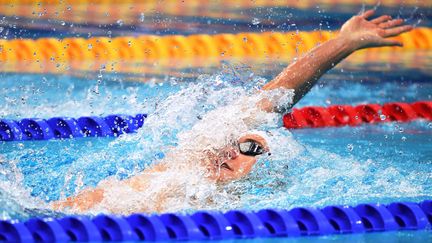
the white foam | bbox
[75,72,299,214]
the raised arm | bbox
[261,10,412,110]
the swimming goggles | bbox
[238,140,265,156]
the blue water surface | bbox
[0,2,431,241]
[0,60,431,215]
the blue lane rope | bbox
[0,114,147,141]
[1,200,430,242]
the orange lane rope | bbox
[0,28,430,64]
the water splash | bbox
[0,67,430,217]
[74,70,297,214]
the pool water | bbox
[0,1,431,241]
[1,58,431,220]
[224,230,432,242]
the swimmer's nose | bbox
[227,148,239,159]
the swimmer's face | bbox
[207,134,268,183]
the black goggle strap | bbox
[239,141,264,156]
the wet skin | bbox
[52,134,268,211]
[207,134,268,183]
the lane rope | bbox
[0,28,431,64]
[283,100,432,129]
[0,114,146,141]
[1,101,431,141]
[0,200,430,241]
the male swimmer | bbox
[53,10,412,213]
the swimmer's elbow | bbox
[257,98,275,113]
[257,97,294,114]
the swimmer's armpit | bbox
[259,9,413,111]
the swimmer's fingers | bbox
[379,19,405,29]
[383,25,413,37]
[360,9,375,19]
[371,15,392,24]
[380,39,403,47]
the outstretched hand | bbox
[340,9,413,50]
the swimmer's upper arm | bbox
[261,36,355,110]
[51,187,104,212]
[51,163,168,212]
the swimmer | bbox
[52,10,412,213]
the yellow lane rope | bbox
[0,28,432,75]
[0,28,430,62]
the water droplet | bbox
[116,19,124,26]
[93,86,99,94]
[88,44,92,50]
[346,144,354,151]
[380,114,386,120]
[139,13,145,22]
[401,136,407,141]
[60,21,65,26]
[252,18,260,25]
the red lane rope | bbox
[283,101,432,129]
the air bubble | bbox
[252,18,260,25]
